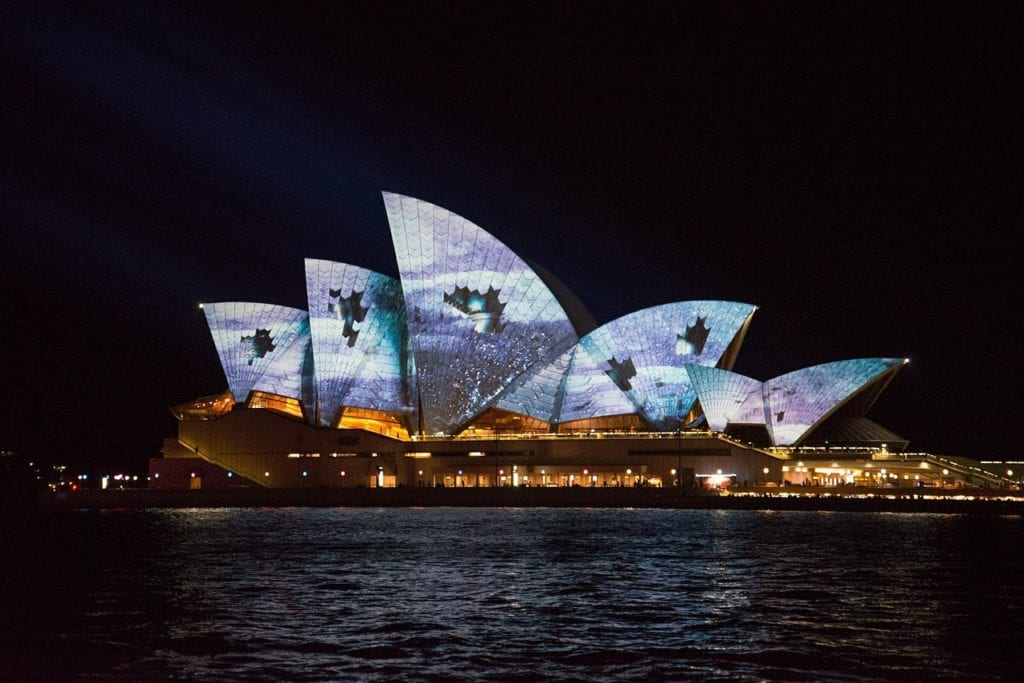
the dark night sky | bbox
[2,1,1020,470]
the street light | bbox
[763,466,770,485]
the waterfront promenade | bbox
[38,485,1024,515]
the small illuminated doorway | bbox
[371,466,395,488]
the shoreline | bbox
[32,486,1024,515]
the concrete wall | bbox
[175,409,405,487]
[165,409,780,489]
[148,457,244,489]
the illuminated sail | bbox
[764,358,905,446]
[305,259,413,427]
[580,301,757,430]
[384,192,579,434]
[203,302,310,404]
[686,365,764,432]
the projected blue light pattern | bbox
[495,348,573,422]
[764,358,904,446]
[495,343,639,423]
[732,385,769,426]
[686,365,764,432]
[557,345,640,423]
[384,193,579,434]
[251,320,312,405]
[579,302,757,430]
[203,303,310,404]
[304,259,412,427]
[192,195,906,442]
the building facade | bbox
[156,194,913,489]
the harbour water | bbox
[3,507,1022,680]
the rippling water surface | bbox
[3,508,1023,680]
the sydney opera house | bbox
[152,193,927,490]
